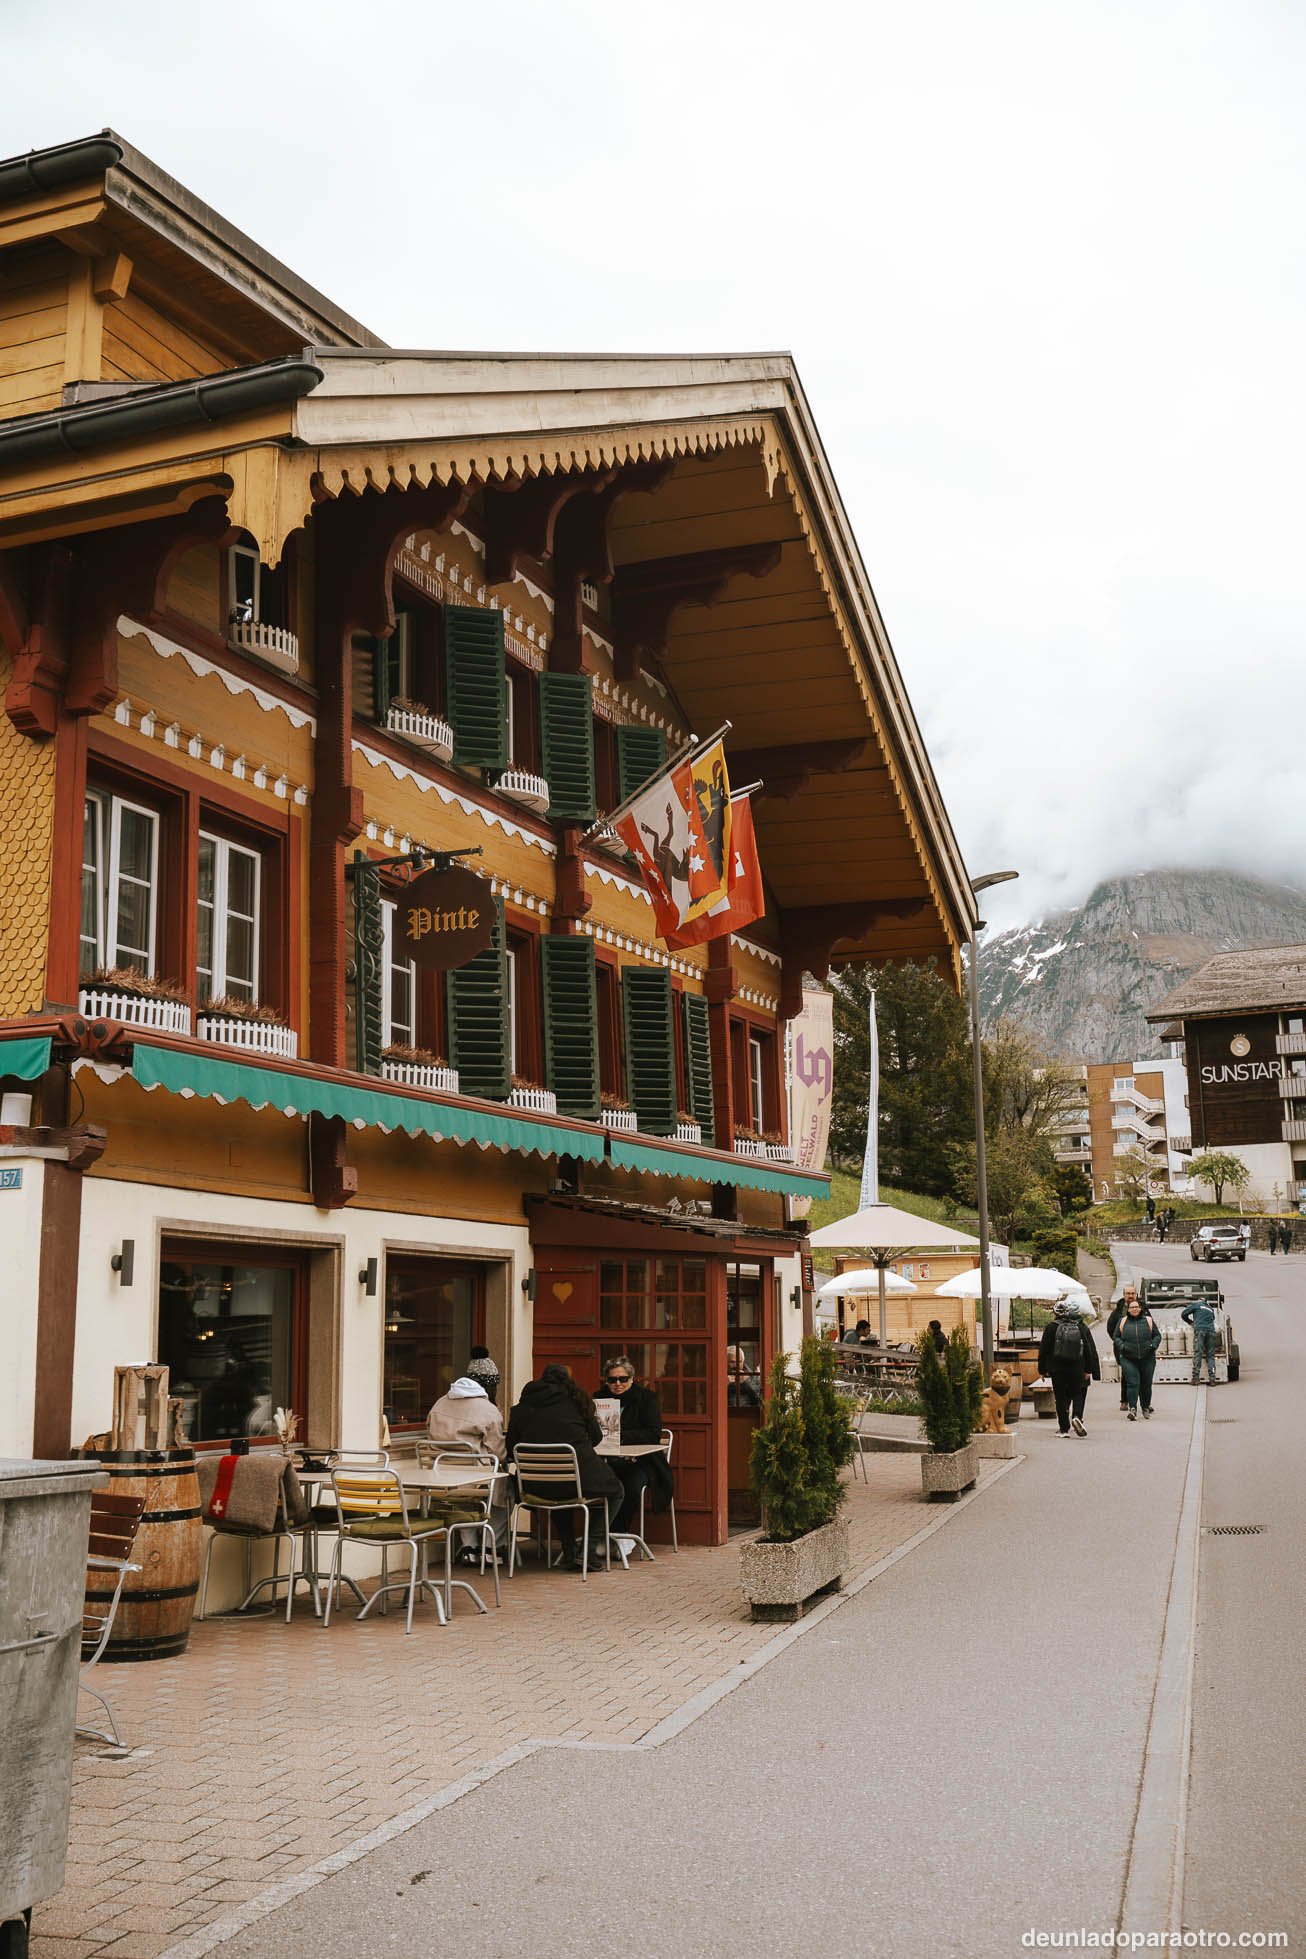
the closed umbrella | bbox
[810,1205,981,1347]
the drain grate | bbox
[1202,1523,1266,1536]
[1208,1417,1238,1424]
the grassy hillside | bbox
[807,1171,953,1237]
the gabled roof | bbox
[1146,943,1306,1022]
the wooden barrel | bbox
[84,1450,203,1662]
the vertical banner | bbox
[858,989,879,1211]
[788,986,834,1221]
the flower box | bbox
[79,986,192,1035]
[496,769,550,814]
[674,1119,703,1145]
[227,619,299,675]
[381,1057,460,1094]
[920,1441,979,1502]
[385,704,454,760]
[739,1516,849,1623]
[601,1106,637,1133]
[197,1012,297,1059]
[509,1084,557,1115]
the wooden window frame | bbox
[505,656,541,773]
[595,951,624,1099]
[505,912,544,1085]
[197,829,262,1006]
[729,1007,784,1139]
[157,1235,310,1451]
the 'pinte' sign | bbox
[396,865,496,971]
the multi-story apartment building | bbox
[1053,1057,1192,1198]
[0,131,976,1547]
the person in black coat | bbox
[600,1354,675,1534]
[1038,1300,1100,1437]
[505,1364,625,1567]
[1107,1285,1140,1410]
[1113,1295,1162,1420]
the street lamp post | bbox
[969,869,1019,1381]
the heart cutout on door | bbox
[551,1281,574,1304]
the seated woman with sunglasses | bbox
[600,1355,675,1537]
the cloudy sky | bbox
[11,0,1304,933]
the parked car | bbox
[1189,1223,1247,1263]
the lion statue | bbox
[978,1366,1012,1434]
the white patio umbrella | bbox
[934,1263,1092,1337]
[816,1267,917,1343]
[809,1204,981,1347]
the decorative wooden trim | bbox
[554,824,594,927]
[778,900,925,1018]
[482,468,614,587]
[611,540,782,684]
[551,460,674,674]
[309,1110,357,1209]
[731,737,868,802]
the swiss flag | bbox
[663,795,765,950]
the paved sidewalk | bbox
[33,1453,1010,1959]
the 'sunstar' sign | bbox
[1199,1060,1284,1085]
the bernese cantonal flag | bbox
[662,794,765,949]
[614,738,732,937]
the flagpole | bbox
[578,721,733,842]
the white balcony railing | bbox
[385,704,454,760]
[674,1119,703,1145]
[227,619,299,674]
[197,1012,297,1058]
[381,1058,460,1094]
[1276,1032,1306,1056]
[1277,1073,1306,1098]
[601,1107,638,1133]
[496,769,550,814]
[733,1136,766,1158]
[765,1141,794,1164]
[509,1084,557,1115]
[79,986,192,1035]
[1282,1119,1306,1143]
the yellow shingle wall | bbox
[0,653,55,1014]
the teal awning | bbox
[608,1135,829,1198]
[0,1036,52,1082]
[131,1044,608,1163]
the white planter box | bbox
[79,987,192,1035]
[765,1142,794,1163]
[496,769,550,814]
[381,1058,460,1094]
[601,1107,637,1132]
[733,1137,766,1159]
[197,1013,297,1059]
[385,705,454,760]
[509,1085,557,1115]
[975,1431,1017,1459]
[739,1516,849,1622]
[227,620,299,674]
[674,1119,703,1145]
[920,1440,979,1501]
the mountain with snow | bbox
[977,869,1306,1061]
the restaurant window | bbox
[197,831,260,1005]
[599,1258,708,1415]
[81,788,160,977]
[383,1257,484,1431]
[381,900,417,1047]
[158,1248,305,1445]
[726,1260,765,1407]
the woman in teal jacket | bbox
[1113,1295,1162,1420]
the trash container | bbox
[0,1457,106,1959]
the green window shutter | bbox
[540,933,600,1120]
[539,672,596,824]
[615,725,667,802]
[350,852,384,1076]
[622,967,677,1137]
[446,895,510,1099]
[444,605,508,769]
[682,992,715,1146]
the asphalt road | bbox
[206,1309,1218,1959]
[1114,1239,1306,1948]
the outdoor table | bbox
[394,1461,499,1615]
[595,1438,665,1565]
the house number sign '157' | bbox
[395,864,497,972]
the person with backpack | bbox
[1113,1293,1162,1420]
[1038,1297,1101,1438]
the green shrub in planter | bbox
[917,1325,982,1454]
[749,1337,855,1542]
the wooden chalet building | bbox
[0,131,976,1551]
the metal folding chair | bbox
[509,1444,612,1580]
[196,1469,321,1624]
[635,1429,679,1553]
[79,1489,146,1745]
[323,1467,486,1632]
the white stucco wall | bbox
[0,1155,53,1459]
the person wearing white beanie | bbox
[426,1376,506,1460]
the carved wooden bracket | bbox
[731,738,869,802]
[0,1122,107,1172]
[779,901,925,1018]
[550,460,674,674]
[553,827,594,926]
[611,540,782,684]
[309,1111,357,1209]
[481,467,615,588]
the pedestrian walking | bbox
[1038,1298,1100,1437]
[1145,1195,1155,1223]
[1156,1211,1169,1243]
[1270,1223,1278,1254]
[1107,1287,1139,1409]
[1181,1292,1220,1385]
[1114,1293,1161,1421]
[1281,1224,1293,1255]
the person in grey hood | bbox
[1037,1298,1100,1437]
[1181,1293,1221,1385]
